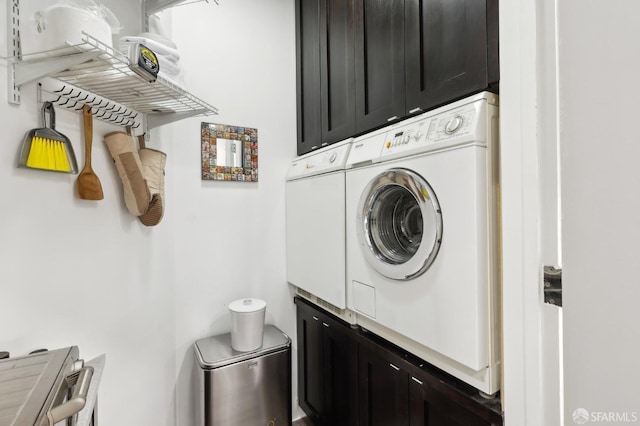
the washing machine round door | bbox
[357,168,443,280]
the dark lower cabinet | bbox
[358,341,409,426]
[297,301,325,421]
[409,376,495,426]
[296,297,357,426]
[295,297,503,426]
[359,336,500,426]
[323,316,358,425]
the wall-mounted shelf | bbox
[8,32,218,129]
[6,0,218,130]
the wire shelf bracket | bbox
[7,0,20,104]
[14,51,102,86]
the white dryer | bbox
[286,139,353,314]
[345,92,500,394]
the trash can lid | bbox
[193,324,290,370]
[228,298,266,313]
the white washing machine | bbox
[286,139,353,314]
[345,92,500,394]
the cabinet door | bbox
[296,304,326,423]
[320,0,356,146]
[409,376,495,426]
[323,319,358,426]
[296,0,323,155]
[296,298,359,426]
[358,343,409,426]
[405,0,490,113]
[354,0,405,133]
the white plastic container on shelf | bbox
[228,298,266,352]
[21,1,121,55]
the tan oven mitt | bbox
[104,131,150,216]
[138,147,166,226]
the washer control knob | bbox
[328,152,337,163]
[445,115,463,134]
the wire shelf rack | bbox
[10,32,218,129]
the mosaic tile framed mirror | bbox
[201,122,258,181]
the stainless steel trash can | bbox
[194,324,292,426]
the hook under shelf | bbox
[38,80,142,130]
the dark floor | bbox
[292,417,314,426]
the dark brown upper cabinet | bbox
[295,0,323,155]
[296,0,499,155]
[296,0,356,156]
[405,0,499,114]
[354,0,406,133]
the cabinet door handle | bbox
[409,107,423,114]
[389,363,400,371]
[322,322,330,328]
[411,376,423,385]
[387,116,399,122]
[312,316,319,321]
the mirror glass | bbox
[201,122,258,182]
[217,138,243,168]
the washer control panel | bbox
[379,101,483,160]
[427,109,475,142]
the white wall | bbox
[169,1,297,425]
[558,1,640,423]
[0,1,177,425]
[0,0,297,425]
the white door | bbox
[558,1,640,424]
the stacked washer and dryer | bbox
[286,92,501,395]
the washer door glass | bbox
[357,168,443,280]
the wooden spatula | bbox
[77,105,104,200]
